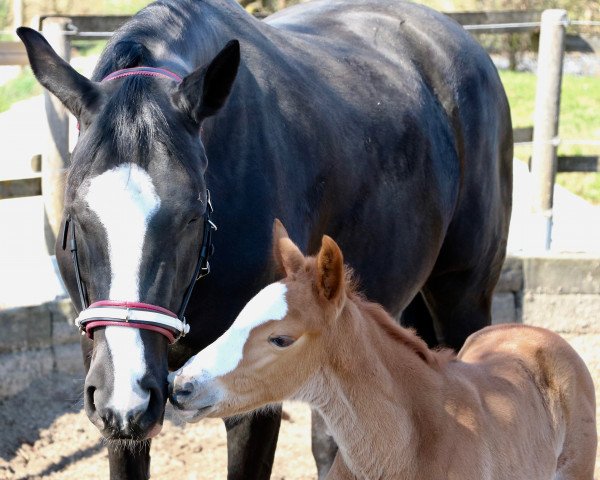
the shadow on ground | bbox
[0,373,84,462]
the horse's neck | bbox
[98,0,273,76]
[301,299,449,479]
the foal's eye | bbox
[187,217,199,225]
[268,335,296,348]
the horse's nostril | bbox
[100,409,120,433]
[85,385,96,409]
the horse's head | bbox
[18,27,239,440]
[168,220,347,421]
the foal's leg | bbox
[107,442,151,480]
[224,404,282,480]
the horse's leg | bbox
[421,265,499,351]
[399,292,439,348]
[311,408,338,479]
[224,404,282,480]
[107,442,152,480]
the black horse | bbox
[18,0,512,478]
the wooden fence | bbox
[0,9,598,251]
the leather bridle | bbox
[65,65,215,344]
[65,190,216,344]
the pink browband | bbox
[101,66,183,83]
[76,66,183,131]
[75,300,190,344]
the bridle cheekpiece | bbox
[69,189,216,344]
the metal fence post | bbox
[40,17,71,254]
[529,9,567,251]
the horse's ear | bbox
[17,27,100,118]
[173,40,240,125]
[272,219,304,277]
[316,235,345,303]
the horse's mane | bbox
[346,276,455,370]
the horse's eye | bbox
[268,335,295,348]
[187,217,199,225]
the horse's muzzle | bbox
[85,375,167,440]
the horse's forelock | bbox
[93,38,156,81]
[68,75,203,192]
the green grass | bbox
[499,70,600,205]
[0,67,41,114]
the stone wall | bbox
[492,255,600,332]
[0,299,81,398]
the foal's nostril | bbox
[178,382,195,397]
[170,380,196,408]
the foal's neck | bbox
[301,296,452,479]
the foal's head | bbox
[18,27,239,439]
[169,220,347,421]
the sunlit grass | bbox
[499,70,600,204]
[0,67,41,114]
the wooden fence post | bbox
[13,0,23,37]
[40,17,71,254]
[530,9,567,251]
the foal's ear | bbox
[272,219,304,277]
[17,27,100,118]
[316,236,345,303]
[173,40,240,125]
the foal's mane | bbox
[345,278,455,370]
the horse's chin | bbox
[98,422,163,441]
[147,423,163,438]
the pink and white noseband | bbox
[75,301,190,344]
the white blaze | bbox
[180,282,288,379]
[86,163,161,415]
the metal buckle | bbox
[206,189,214,214]
[197,261,211,280]
[181,317,188,338]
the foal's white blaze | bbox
[180,282,288,379]
[86,163,161,416]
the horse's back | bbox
[261,0,512,326]
[459,324,597,479]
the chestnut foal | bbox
[169,221,597,479]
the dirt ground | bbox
[0,373,317,480]
[1,334,598,480]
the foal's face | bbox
[169,221,345,421]
[168,278,325,421]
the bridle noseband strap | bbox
[75,301,189,345]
